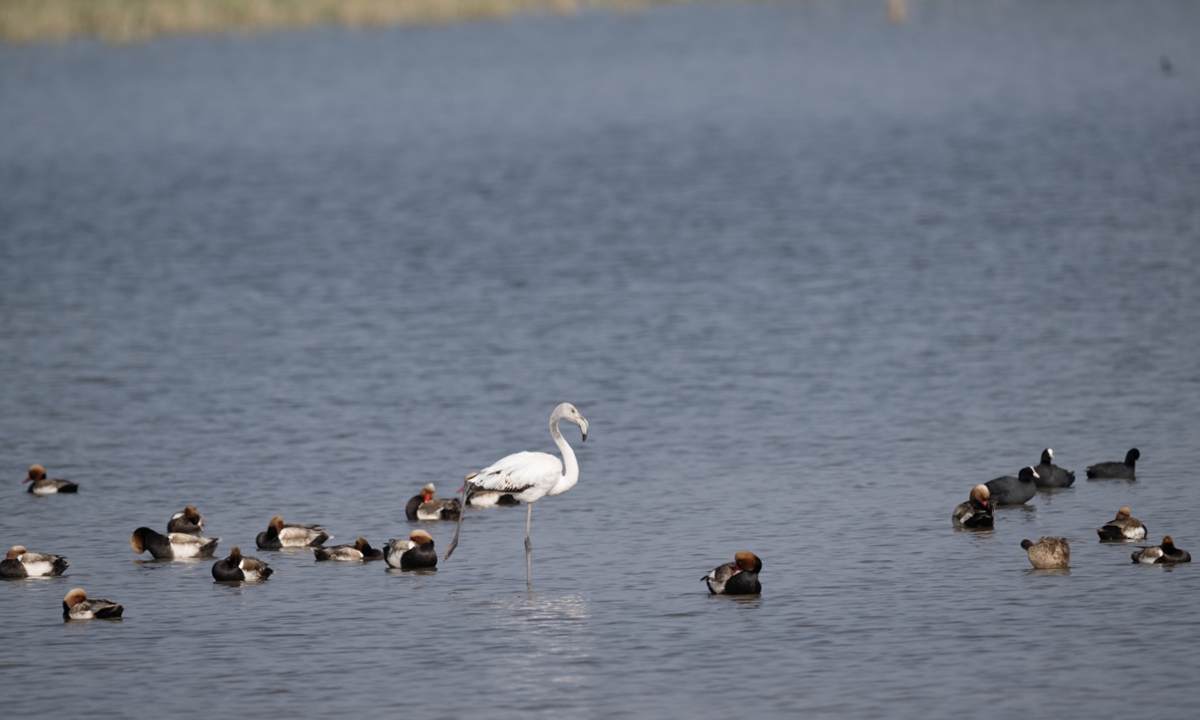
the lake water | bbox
[2,0,1199,716]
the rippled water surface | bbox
[3,0,1200,717]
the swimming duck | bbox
[406,483,462,521]
[23,464,78,495]
[703,551,763,595]
[130,526,220,560]
[1096,507,1147,542]
[313,536,385,562]
[985,466,1039,505]
[465,490,520,509]
[384,530,437,570]
[1087,448,1139,480]
[211,546,274,581]
[0,546,69,578]
[1033,448,1075,488]
[167,505,205,534]
[255,515,331,549]
[1020,537,1070,568]
[1131,536,1191,564]
[952,485,994,529]
[62,588,123,620]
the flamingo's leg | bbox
[524,502,533,553]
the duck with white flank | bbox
[167,505,205,534]
[62,588,123,620]
[212,546,274,581]
[952,485,994,529]
[23,464,78,495]
[985,467,1039,506]
[0,546,69,578]
[131,526,220,560]
[1097,507,1147,542]
[1087,448,1139,480]
[465,489,520,509]
[255,515,331,549]
[1131,536,1191,564]
[444,403,588,561]
[1033,448,1075,489]
[703,551,763,595]
[406,483,461,521]
[384,530,437,570]
[1020,537,1070,569]
[314,537,385,562]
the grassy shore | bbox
[0,0,696,44]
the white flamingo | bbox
[443,403,588,561]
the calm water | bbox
[2,0,1200,716]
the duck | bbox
[62,588,123,620]
[130,526,220,560]
[167,505,205,534]
[985,466,1039,505]
[0,546,69,578]
[211,546,274,581]
[406,483,462,521]
[23,464,78,495]
[1087,448,1139,480]
[1131,536,1191,564]
[255,515,331,549]
[1033,448,1075,488]
[384,530,437,570]
[1096,507,1147,542]
[465,490,520,509]
[1020,537,1070,568]
[702,551,763,595]
[313,537,385,562]
[952,485,994,529]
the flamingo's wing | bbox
[471,451,562,494]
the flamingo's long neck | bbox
[548,416,579,497]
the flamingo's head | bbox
[554,403,588,442]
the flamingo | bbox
[443,403,588,561]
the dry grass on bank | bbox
[0,0,694,44]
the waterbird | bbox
[212,546,274,581]
[1161,56,1173,76]
[952,485,994,529]
[703,551,763,595]
[1,546,69,578]
[23,464,78,495]
[313,537,384,562]
[465,489,520,509]
[1020,537,1070,569]
[1087,448,1139,480]
[62,588,123,620]
[1132,536,1190,564]
[985,466,1039,505]
[131,527,220,560]
[384,530,438,570]
[167,505,205,534]
[1097,507,1147,542]
[406,483,461,521]
[443,403,588,561]
[255,515,331,549]
[1032,448,1075,488]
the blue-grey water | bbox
[2,0,1199,716]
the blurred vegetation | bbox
[0,0,693,44]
